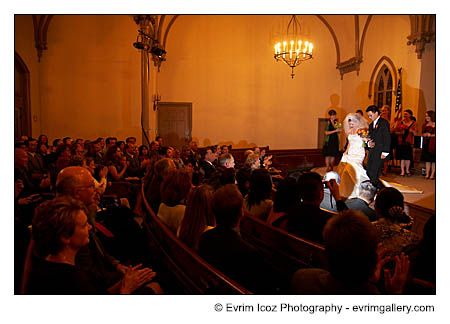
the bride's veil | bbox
[343,113,369,135]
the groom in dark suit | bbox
[365,105,391,189]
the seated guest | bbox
[243,168,273,221]
[236,165,251,192]
[75,138,84,148]
[37,134,49,147]
[149,140,160,153]
[290,209,410,294]
[172,147,186,169]
[28,196,157,294]
[156,136,164,153]
[220,144,230,154]
[345,180,378,221]
[157,170,192,234]
[145,158,176,214]
[372,187,420,257]
[161,146,175,159]
[26,138,46,184]
[85,157,108,195]
[36,143,50,171]
[208,153,236,190]
[116,141,125,152]
[285,172,347,244]
[46,138,63,166]
[15,148,50,197]
[104,146,128,181]
[268,177,299,228]
[180,145,192,165]
[320,171,341,212]
[245,152,261,171]
[124,143,145,178]
[178,184,215,250]
[199,146,217,180]
[71,143,85,158]
[86,139,104,167]
[55,144,72,172]
[54,166,162,292]
[105,137,117,151]
[62,137,72,145]
[126,136,136,145]
[138,145,150,166]
[198,184,277,293]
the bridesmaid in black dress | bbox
[323,109,341,172]
[394,109,418,176]
[421,110,436,179]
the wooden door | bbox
[317,118,328,149]
[157,102,192,148]
[14,53,31,139]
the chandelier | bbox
[273,15,314,78]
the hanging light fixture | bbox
[273,15,314,78]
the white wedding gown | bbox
[337,134,370,199]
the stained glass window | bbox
[374,64,393,118]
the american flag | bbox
[393,68,403,124]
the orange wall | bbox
[14,15,435,148]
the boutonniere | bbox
[376,124,379,129]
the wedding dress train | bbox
[336,134,370,198]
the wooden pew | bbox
[141,183,251,294]
[241,211,435,294]
[240,212,328,282]
[404,202,435,239]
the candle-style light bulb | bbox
[309,43,313,54]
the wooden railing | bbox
[404,202,435,239]
[140,183,251,294]
[230,147,324,176]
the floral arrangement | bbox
[396,122,407,131]
[335,122,342,129]
[357,128,370,147]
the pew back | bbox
[141,184,251,294]
[240,212,328,280]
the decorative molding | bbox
[32,15,53,62]
[315,15,340,66]
[359,15,372,58]
[368,56,397,99]
[316,15,373,79]
[407,15,435,59]
[337,56,363,80]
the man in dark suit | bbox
[366,105,391,189]
[199,146,217,180]
[345,180,378,221]
[124,143,145,177]
[286,172,347,244]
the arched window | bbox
[374,65,393,115]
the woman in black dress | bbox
[421,110,436,179]
[323,110,342,172]
[394,109,418,176]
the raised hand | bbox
[370,243,390,283]
[384,253,410,294]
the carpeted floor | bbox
[312,166,436,211]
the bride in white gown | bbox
[336,113,370,198]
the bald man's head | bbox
[56,167,96,206]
